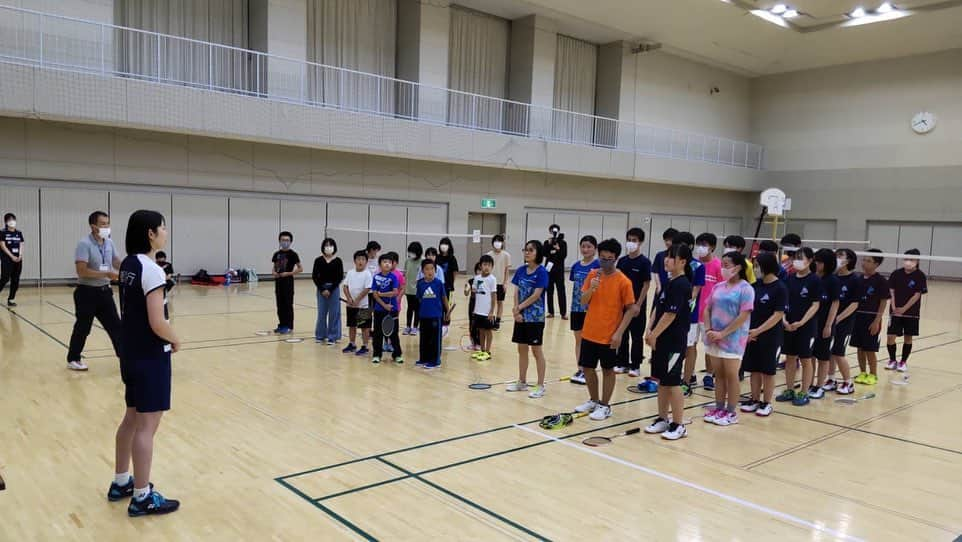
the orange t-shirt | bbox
[581,269,636,345]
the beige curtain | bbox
[116,0,252,92]
[446,6,509,131]
[553,34,597,144]
[307,0,397,114]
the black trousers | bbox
[372,311,402,358]
[275,279,295,329]
[616,310,647,370]
[468,296,480,346]
[67,285,122,362]
[0,254,22,301]
[546,269,567,316]
[405,294,420,328]
[419,317,442,363]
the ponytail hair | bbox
[668,243,694,282]
[722,251,749,281]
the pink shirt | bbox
[697,257,723,323]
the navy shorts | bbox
[121,352,172,413]
[850,312,881,353]
[651,342,685,386]
[569,311,586,332]
[812,322,834,361]
[887,315,919,337]
[783,321,816,358]
[512,322,545,346]
[831,317,855,357]
[742,333,781,376]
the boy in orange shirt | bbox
[572,239,639,421]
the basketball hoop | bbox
[760,188,787,217]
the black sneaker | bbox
[128,489,180,517]
[688,375,697,386]
[494,318,501,331]
[7,300,16,307]
[107,477,136,502]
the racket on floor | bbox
[380,313,396,337]
[539,411,588,430]
[835,392,876,404]
[468,376,571,390]
[583,427,641,447]
[890,374,910,386]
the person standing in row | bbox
[568,235,599,385]
[509,240,550,398]
[650,228,677,298]
[272,231,302,335]
[0,213,24,307]
[403,242,423,336]
[739,253,787,417]
[312,238,343,345]
[885,249,927,372]
[486,235,511,330]
[68,211,123,372]
[852,250,889,385]
[544,224,568,319]
[614,228,651,377]
[810,249,840,399]
[436,237,459,300]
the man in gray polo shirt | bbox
[67,210,122,371]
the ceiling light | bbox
[782,9,799,18]
[841,9,909,26]
[850,6,867,17]
[750,9,790,27]
[770,4,787,14]
[876,2,894,13]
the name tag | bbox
[100,265,110,272]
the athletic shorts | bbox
[651,344,685,386]
[346,307,373,329]
[742,334,781,376]
[121,352,172,413]
[496,285,506,302]
[783,321,816,358]
[705,343,745,360]
[831,316,855,357]
[687,323,704,347]
[512,322,545,346]
[472,313,494,330]
[812,323,834,361]
[570,311,587,332]
[850,312,881,353]
[578,338,618,370]
[887,315,919,337]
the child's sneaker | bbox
[755,402,773,416]
[628,369,640,377]
[402,327,411,336]
[574,400,599,413]
[714,412,738,426]
[383,342,394,353]
[528,385,546,398]
[277,327,292,335]
[836,381,854,395]
[854,372,869,384]
[355,346,369,356]
[107,477,136,502]
[415,360,425,367]
[661,423,687,440]
[476,352,492,361]
[809,386,825,399]
[645,418,669,434]
[703,409,723,424]
[739,400,759,413]
[127,488,180,517]
[422,361,441,369]
[589,404,612,420]
[613,366,627,374]
[792,392,810,406]
[326,339,337,346]
[821,379,837,391]
[393,356,404,365]
[885,360,898,370]
[471,351,484,360]
[410,327,419,336]
[775,389,795,402]
[372,357,381,365]
[866,373,878,385]
[897,361,907,372]
[703,375,715,391]
[506,382,528,392]
[570,370,586,384]
[342,343,357,353]
[681,383,693,397]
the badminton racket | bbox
[835,392,876,404]
[468,376,571,390]
[583,427,641,447]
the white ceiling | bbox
[469,0,962,76]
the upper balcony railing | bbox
[0,5,763,169]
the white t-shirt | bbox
[346,268,373,309]
[473,274,497,316]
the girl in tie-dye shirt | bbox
[702,252,754,426]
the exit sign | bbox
[481,198,496,209]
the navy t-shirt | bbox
[616,253,652,307]
[816,273,840,327]
[751,279,788,331]
[119,254,169,359]
[785,272,822,322]
[655,275,692,349]
[371,272,400,313]
[652,250,668,294]
[417,278,446,319]
[2,229,24,257]
[889,268,927,318]
[857,272,891,314]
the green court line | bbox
[275,477,378,541]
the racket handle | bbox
[625,427,641,436]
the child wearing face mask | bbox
[723,235,756,284]
[614,228,652,377]
[775,247,821,406]
[403,242,424,336]
[828,248,860,395]
[851,249,890,385]
[0,212,25,307]
[312,237,343,345]
[486,234,511,330]
[695,233,722,391]
[436,237,459,300]
[885,248,927,373]
[568,235,600,384]
[272,231,302,334]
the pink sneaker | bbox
[897,361,907,372]
[714,411,738,426]
[703,409,722,424]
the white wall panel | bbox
[602,214,628,248]
[109,190,172,260]
[41,187,109,280]
[867,223,900,275]
[229,197,280,272]
[369,204,408,260]
[524,211,554,248]
[406,205,445,254]
[0,186,40,280]
[172,194,228,275]
[281,199,327,264]
[576,214,603,245]
[930,225,962,278]
[896,224,933,276]
[326,202,369,261]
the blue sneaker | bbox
[355,346,369,356]
[107,477,136,502]
[277,327,292,335]
[792,392,811,406]
[127,489,180,517]
[341,343,357,354]
[703,374,715,391]
[383,342,394,353]
[422,361,441,369]
[415,360,425,367]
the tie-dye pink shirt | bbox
[697,257,723,323]
[705,279,755,355]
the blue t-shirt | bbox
[416,278,446,319]
[652,250,668,294]
[569,259,600,313]
[786,272,822,323]
[370,272,400,313]
[616,253,652,307]
[689,260,706,324]
[512,265,550,322]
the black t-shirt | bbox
[857,272,890,314]
[751,279,788,333]
[2,229,24,257]
[119,254,169,359]
[836,273,861,314]
[816,273,840,327]
[616,253,652,306]
[786,272,822,322]
[312,256,344,292]
[272,250,301,284]
[159,262,174,277]
[655,275,692,349]
[888,268,927,317]
[544,236,567,271]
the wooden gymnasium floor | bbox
[2,278,962,541]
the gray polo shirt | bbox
[75,234,117,287]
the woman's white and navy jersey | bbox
[119,254,170,359]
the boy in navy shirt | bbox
[885,248,927,372]
[615,227,652,377]
[371,254,402,364]
[416,260,449,369]
[651,227,677,298]
[852,249,890,385]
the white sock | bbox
[115,472,132,486]
[133,486,151,501]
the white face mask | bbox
[836,258,847,270]
[904,260,918,270]
[323,246,334,255]
[439,244,449,253]
[98,227,111,239]
[723,247,737,254]
[694,245,710,258]
[793,260,808,271]
[625,241,639,254]
[493,241,503,250]
[408,252,417,260]
[782,245,799,252]
[6,221,15,229]
[721,267,736,281]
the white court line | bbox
[513,424,864,542]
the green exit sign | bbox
[481,198,497,209]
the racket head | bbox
[284,337,304,343]
[582,436,612,447]
[890,375,910,386]
[254,330,272,336]
[627,384,643,394]
[863,392,877,400]
[468,383,492,390]
[834,397,858,404]
[381,314,396,336]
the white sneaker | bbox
[574,399,599,413]
[821,379,837,391]
[885,359,898,370]
[67,360,88,371]
[661,424,687,440]
[703,409,723,424]
[628,369,641,377]
[713,412,738,426]
[506,382,528,392]
[589,404,612,420]
[897,361,907,372]
[755,402,773,417]
[570,370,587,384]
[528,385,546,398]
[613,366,627,374]
[326,339,336,346]
[836,382,854,395]
[411,328,419,336]
[645,418,669,434]
[809,386,825,399]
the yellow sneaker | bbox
[477,352,492,361]
[866,373,878,385]
[854,372,869,384]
